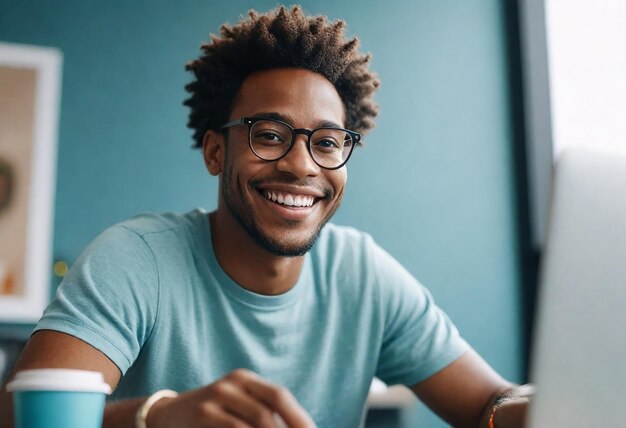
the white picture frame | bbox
[0,42,62,322]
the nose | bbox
[274,135,320,178]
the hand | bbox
[146,369,316,428]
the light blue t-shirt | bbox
[36,209,468,427]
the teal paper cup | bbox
[7,369,112,428]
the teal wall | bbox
[1,1,522,426]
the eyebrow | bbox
[250,112,344,129]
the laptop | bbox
[528,145,626,427]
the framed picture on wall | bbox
[0,42,62,322]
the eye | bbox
[312,129,349,151]
[252,129,290,147]
[314,139,341,149]
[250,120,291,146]
[256,131,284,142]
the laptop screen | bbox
[528,146,626,427]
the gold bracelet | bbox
[135,389,179,428]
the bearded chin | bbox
[233,210,322,257]
[223,185,322,257]
[221,171,340,258]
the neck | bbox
[209,210,305,295]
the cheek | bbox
[224,145,252,178]
[224,151,270,192]
[329,169,347,196]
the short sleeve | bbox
[34,225,159,374]
[371,240,470,387]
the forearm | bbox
[103,397,147,428]
[104,393,178,428]
[479,384,535,428]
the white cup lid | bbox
[7,369,112,394]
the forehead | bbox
[230,68,346,127]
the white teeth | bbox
[263,190,315,208]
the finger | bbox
[209,380,281,428]
[274,414,288,428]
[200,401,254,428]
[241,378,315,428]
[225,370,315,427]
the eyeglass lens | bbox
[249,120,353,168]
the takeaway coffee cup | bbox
[7,369,111,428]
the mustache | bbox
[249,175,333,199]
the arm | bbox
[0,330,315,428]
[410,348,532,428]
[0,330,123,428]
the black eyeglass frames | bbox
[220,117,361,170]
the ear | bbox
[202,130,225,176]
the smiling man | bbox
[207,68,352,297]
[0,6,532,428]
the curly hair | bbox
[184,5,380,148]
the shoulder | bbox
[313,223,429,300]
[311,223,402,284]
[116,209,204,238]
[83,209,207,263]
[314,223,402,271]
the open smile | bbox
[255,186,326,221]
[262,190,316,208]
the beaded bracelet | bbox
[488,390,513,428]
